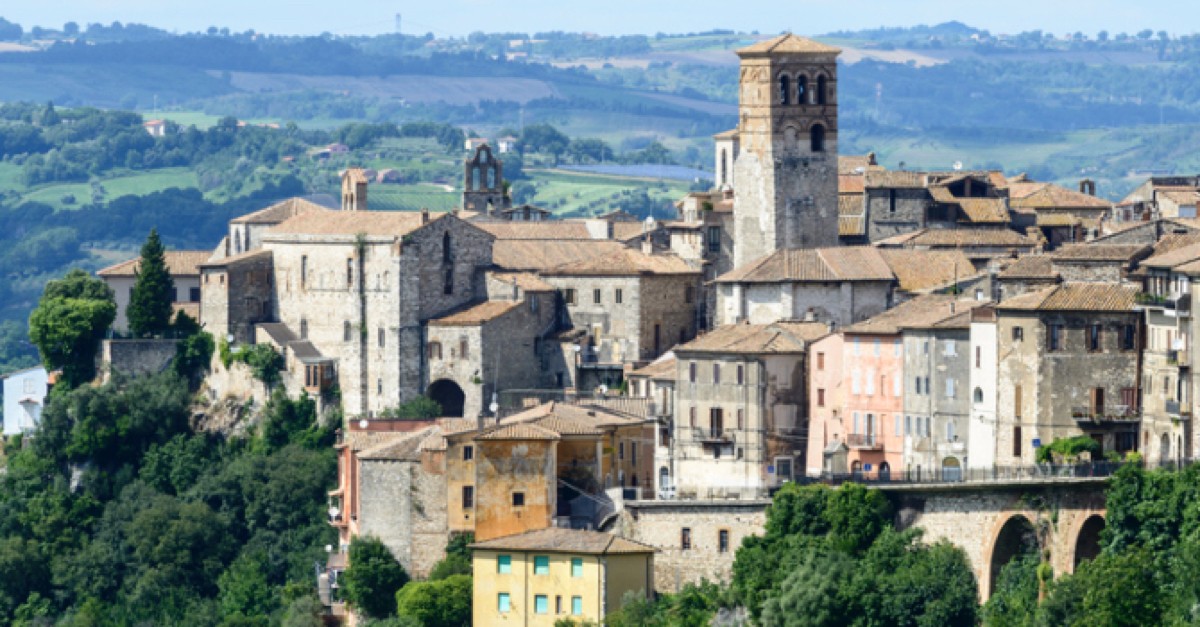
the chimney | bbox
[867,151,877,166]
[1080,179,1096,196]
[420,208,430,224]
[607,221,615,239]
[641,235,653,255]
[803,307,816,322]
[949,302,956,313]
[723,188,734,201]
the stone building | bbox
[1113,175,1200,224]
[1048,243,1151,283]
[730,34,841,268]
[98,250,210,332]
[967,305,1000,471]
[626,355,677,498]
[863,170,1011,242]
[669,189,734,329]
[996,255,1060,301]
[671,321,829,499]
[1008,180,1112,248]
[874,226,1040,268]
[993,283,1142,465]
[224,197,327,257]
[462,143,512,216]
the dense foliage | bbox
[27,269,115,387]
[126,228,175,337]
[341,536,410,619]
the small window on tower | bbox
[779,75,790,105]
[810,124,826,152]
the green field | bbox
[8,167,201,210]
[524,169,691,217]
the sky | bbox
[0,0,1196,38]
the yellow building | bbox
[471,528,655,625]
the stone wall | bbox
[357,455,450,579]
[98,339,178,381]
[902,328,971,473]
[615,500,768,593]
[717,281,890,327]
[865,188,929,241]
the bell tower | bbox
[732,34,841,267]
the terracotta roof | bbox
[498,402,634,437]
[173,302,200,320]
[492,240,626,272]
[864,170,927,189]
[199,249,272,269]
[879,249,976,292]
[713,129,739,140]
[429,300,521,326]
[876,227,1037,249]
[628,355,676,380]
[1140,241,1200,269]
[490,271,555,292]
[542,248,697,277]
[342,430,414,453]
[839,175,865,194]
[675,321,827,355]
[1009,184,1112,210]
[97,250,213,277]
[469,528,655,555]
[737,33,840,56]
[1033,212,1084,227]
[359,426,437,461]
[1050,243,1149,262]
[845,294,975,335]
[956,198,1011,224]
[716,246,894,284]
[474,422,560,441]
[1160,190,1200,206]
[998,255,1058,280]
[231,197,328,225]
[476,222,594,241]
[839,154,881,175]
[268,209,447,237]
[998,283,1139,312]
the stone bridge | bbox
[883,478,1108,600]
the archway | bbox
[1073,515,1105,569]
[1161,433,1171,465]
[427,379,465,417]
[942,457,962,482]
[988,515,1039,598]
[878,462,891,482]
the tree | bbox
[428,533,473,581]
[342,536,409,618]
[127,229,175,337]
[759,551,854,627]
[218,552,275,618]
[28,269,116,388]
[980,553,1038,627]
[394,574,471,626]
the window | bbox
[713,364,721,384]
[737,409,744,430]
[737,364,744,385]
[462,486,474,509]
[1048,324,1063,351]
[632,442,637,464]
[946,378,956,398]
[681,527,692,550]
[344,321,352,342]
[779,74,790,104]
[874,339,881,355]
[1122,324,1137,351]
[975,346,981,368]
[347,258,354,287]
[564,288,577,305]
[798,75,808,102]
[571,557,584,578]
[690,406,696,427]
[619,442,625,460]
[593,289,601,304]
[947,421,956,442]
[535,595,548,614]
[428,342,442,359]
[1012,326,1024,342]
[894,339,902,356]
[443,267,454,295]
[534,555,549,575]
[707,226,721,253]
[974,387,984,404]
[866,370,876,395]
[915,377,922,394]
[817,352,825,370]
[1014,385,1023,418]
[709,408,724,435]
[497,554,510,573]
[512,492,526,508]
[300,255,308,288]
[189,287,200,302]
[460,337,469,360]
[905,415,912,435]
[817,388,825,407]
[1088,324,1102,352]
[689,362,697,383]
[498,593,511,613]
[377,378,382,395]
[556,596,563,615]
[944,340,957,356]
[718,529,730,553]
[615,288,623,304]
[300,318,308,340]
[572,596,583,616]
[463,445,474,461]
[378,328,385,348]
[853,338,860,355]
[894,414,901,436]
[817,74,828,104]
[889,188,897,213]
[1014,426,1023,457]
[893,374,901,397]
[924,377,930,395]
[852,370,861,395]
[810,124,826,152]
[853,412,860,434]
[443,231,452,263]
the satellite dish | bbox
[952,161,963,171]
[358,419,369,429]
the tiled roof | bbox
[997,255,1058,280]
[839,175,865,194]
[713,129,739,140]
[715,246,894,284]
[845,294,975,335]
[1009,183,1112,210]
[231,197,328,225]
[97,250,213,277]
[956,198,1010,224]
[359,426,437,461]
[1050,243,1149,262]
[476,222,594,241]
[628,354,676,380]
[1160,190,1200,205]
[199,249,272,269]
[475,422,560,441]
[1140,241,1200,269]
[1033,212,1084,227]
[492,240,626,272]
[490,271,555,292]
[839,154,881,175]
[269,209,446,237]
[469,528,655,555]
[428,300,521,326]
[675,321,828,355]
[498,402,631,437]
[864,170,927,189]
[542,248,697,277]
[879,249,976,292]
[998,283,1139,312]
[738,33,840,55]
[876,227,1037,249]
[173,302,200,321]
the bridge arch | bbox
[983,512,1040,600]
[1069,513,1106,572]
[427,379,465,417]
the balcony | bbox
[699,430,733,446]
[1166,399,1192,420]
[847,433,883,450]
[1168,348,1191,368]
[1072,404,1140,424]
[1136,292,1192,316]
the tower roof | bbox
[737,33,841,57]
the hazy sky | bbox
[0,1,1194,38]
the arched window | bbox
[797,75,808,103]
[817,75,828,105]
[471,167,481,190]
[443,231,452,263]
[444,267,454,295]
[974,387,984,404]
[779,75,790,105]
[810,124,826,152]
[719,149,727,186]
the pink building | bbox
[806,333,845,476]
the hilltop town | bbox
[9,29,1200,626]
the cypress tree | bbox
[127,228,175,337]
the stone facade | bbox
[97,339,179,381]
[200,250,275,344]
[901,326,971,476]
[715,280,892,327]
[732,35,841,267]
[357,453,449,578]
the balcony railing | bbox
[847,433,882,450]
[699,430,733,446]
[1168,348,1191,367]
[1166,399,1192,419]
[1072,404,1140,423]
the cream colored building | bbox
[97,250,210,332]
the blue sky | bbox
[1,1,1195,38]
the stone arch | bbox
[778,73,790,105]
[984,513,1039,600]
[427,379,465,417]
[810,124,826,152]
[1072,514,1105,570]
[941,456,962,482]
[797,74,808,103]
[1161,432,1171,464]
[816,74,829,105]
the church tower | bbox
[732,34,841,267]
[462,144,512,216]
